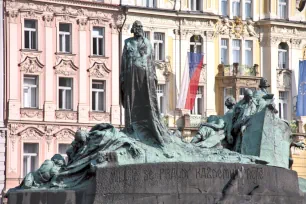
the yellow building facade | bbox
[121,0,306,173]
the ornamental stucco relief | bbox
[54,128,75,141]
[89,112,110,122]
[54,59,78,76]
[214,17,259,38]
[55,111,78,120]
[19,56,44,74]
[19,127,44,140]
[277,69,292,89]
[20,109,43,119]
[88,62,111,78]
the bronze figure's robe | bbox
[120,36,169,145]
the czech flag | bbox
[177,52,204,110]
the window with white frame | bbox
[245,40,253,67]
[232,39,241,64]
[144,31,150,40]
[232,0,241,17]
[191,86,203,115]
[279,91,288,119]
[92,27,105,56]
[278,0,287,19]
[190,0,202,11]
[23,76,38,108]
[58,143,70,164]
[24,20,37,50]
[221,39,228,64]
[143,0,156,8]
[59,23,71,53]
[278,43,288,69]
[190,35,203,54]
[221,0,228,16]
[245,0,252,19]
[156,84,165,114]
[23,143,38,177]
[58,78,73,110]
[92,80,105,112]
[154,32,165,61]
[224,87,233,113]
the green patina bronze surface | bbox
[8,21,293,192]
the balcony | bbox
[215,63,262,115]
[218,63,259,77]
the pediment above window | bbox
[19,56,44,74]
[87,62,110,78]
[54,59,78,76]
[18,127,45,140]
[54,128,75,141]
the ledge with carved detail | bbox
[20,49,43,54]
[217,63,259,77]
[55,110,78,121]
[89,111,110,123]
[20,108,43,121]
[276,68,292,89]
[88,55,109,59]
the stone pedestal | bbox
[7,162,306,204]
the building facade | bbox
[4,0,122,190]
[0,0,7,200]
[4,0,306,191]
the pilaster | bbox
[111,25,120,125]
[44,13,55,121]
[78,18,89,123]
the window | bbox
[92,80,105,112]
[24,20,37,50]
[92,27,104,56]
[232,0,240,17]
[58,144,70,164]
[156,84,165,114]
[58,78,73,110]
[221,0,228,16]
[279,91,288,119]
[146,0,156,8]
[191,86,203,115]
[278,43,288,69]
[245,40,253,67]
[245,0,252,19]
[278,0,287,19]
[191,0,202,11]
[221,39,228,64]
[59,23,71,53]
[154,33,165,61]
[23,76,38,108]
[232,39,241,64]
[144,31,150,40]
[224,87,233,113]
[190,35,203,54]
[23,143,38,177]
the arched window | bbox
[190,35,203,54]
[278,43,288,69]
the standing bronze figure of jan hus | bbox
[120,21,169,146]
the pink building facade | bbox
[4,0,121,190]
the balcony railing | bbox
[218,63,259,77]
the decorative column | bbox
[43,13,56,121]
[205,31,216,116]
[7,10,20,120]
[110,24,120,125]
[77,18,89,123]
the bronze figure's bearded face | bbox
[131,21,144,37]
